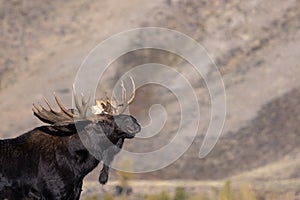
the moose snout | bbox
[120,120,141,139]
[127,123,141,134]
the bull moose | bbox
[0,78,140,200]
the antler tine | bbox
[110,92,118,109]
[33,103,41,112]
[81,94,90,117]
[127,76,136,104]
[72,84,90,117]
[54,94,74,117]
[33,102,51,118]
[120,80,126,106]
[115,77,136,114]
[43,96,59,113]
[72,85,81,113]
[39,102,50,112]
[32,107,38,114]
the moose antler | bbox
[33,86,90,124]
[91,77,136,115]
[72,85,90,118]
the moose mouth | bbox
[122,132,135,139]
[121,126,141,138]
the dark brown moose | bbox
[0,79,140,200]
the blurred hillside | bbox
[0,0,300,197]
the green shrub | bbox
[116,195,129,200]
[84,196,99,200]
[218,180,234,200]
[187,193,205,200]
[145,191,171,200]
[103,193,114,200]
[174,187,189,200]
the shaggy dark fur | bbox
[0,114,140,200]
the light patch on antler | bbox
[90,105,105,114]
[90,100,107,114]
[90,77,136,115]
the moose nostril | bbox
[127,128,135,133]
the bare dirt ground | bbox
[0,0,300,198]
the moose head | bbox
[33,78,140,138]
[32,78,140,185]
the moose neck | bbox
[67,133,100,177]
[34,123,101,176]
